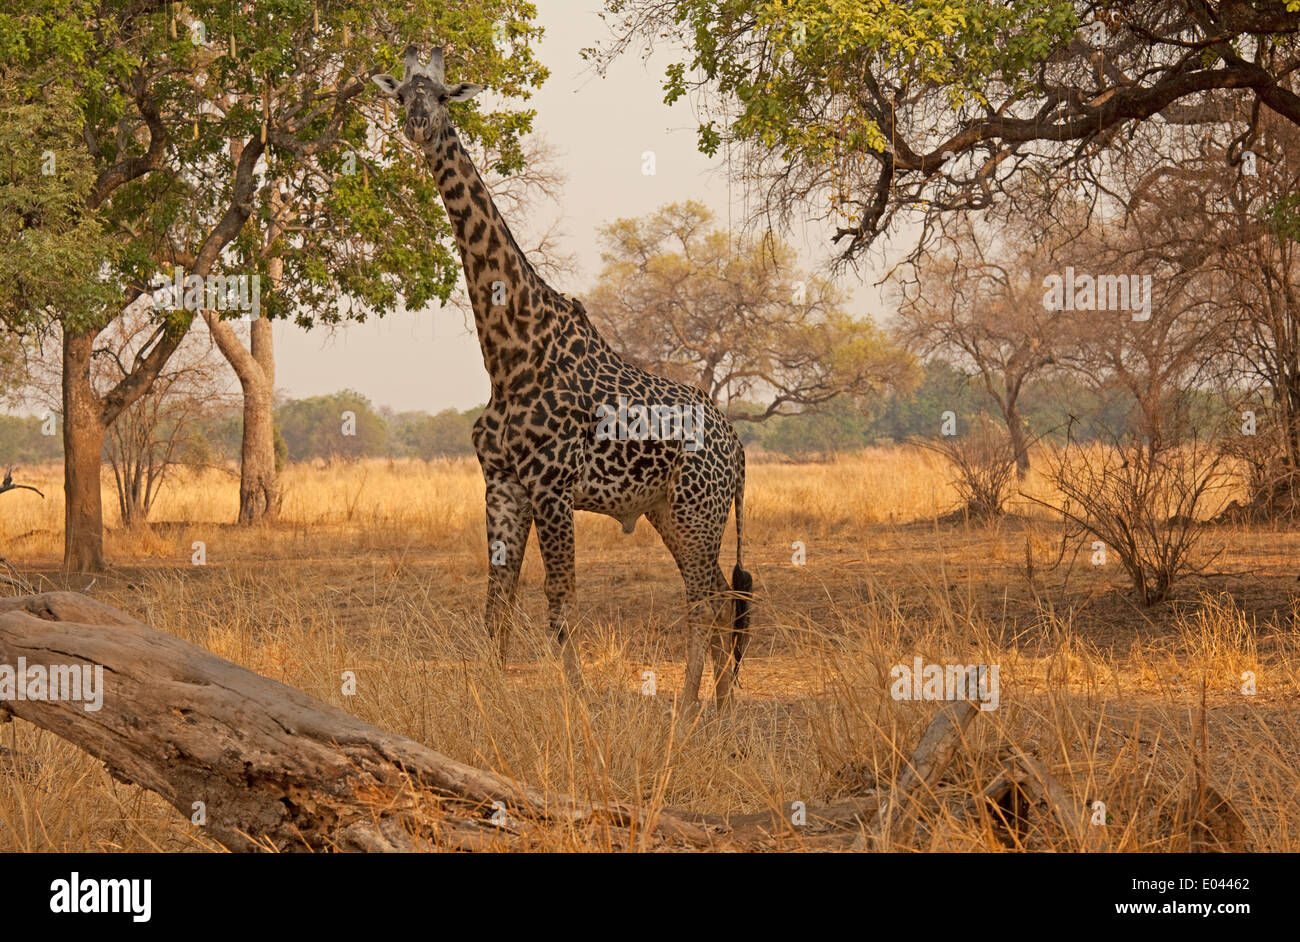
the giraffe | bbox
[373,45,754,713]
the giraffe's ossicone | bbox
[374,45,754,712]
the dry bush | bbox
[912,416,1019,519]
[1033,436,1232,605]
[1217,412,1300,521]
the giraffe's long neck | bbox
[421,125,562,389]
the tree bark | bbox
[56,135,267,569]
[863,699,979,849]
[61,328,107,574]
[237,366,278,523]
[238,311,278,524]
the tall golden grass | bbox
[0,449,1295,851]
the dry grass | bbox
[0,449,1296,851]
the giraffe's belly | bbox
[573,439,681,532]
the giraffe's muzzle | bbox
[406,116,432,143]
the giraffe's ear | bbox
[446,82,485,102]
[371,74,400,97]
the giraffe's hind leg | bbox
[484,476,532,664]
[708,616,737,714]
[646,502,732,716]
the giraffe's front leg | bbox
[530,489,584,689]
[484,476,532,664]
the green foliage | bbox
[751,398,876,458]
[0,414,62,463]
[741,360,1154,457]
[389,407,483,460]
[1017,374,1136,444]
[276,390,387,462]
[172,398,480,463]
[656,0,1076,159]
[871,359,985,442]
[1265,192,1300,243]
[79,364,1176,467]
[0,77,118,333]
[0,0,549,338]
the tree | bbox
[893,212,1068,476]
[23,307,233,527]
[171,4,548,526]
[871,359,987,443]
[1125,107,1300,513]
[276,391,387,462]
[753,398,875,458]
[208,118,564,526]
[0,0,547,570]
[390,407,481,459]
[99,315,232,527]
[0,416,62,465]
[592,1,1300,263]
[586,201,911,421]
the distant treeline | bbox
[743,361,1141,459]
[0,360,1174,466]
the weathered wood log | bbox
[1008,750,1109,851]
[0,592,710,851]
[680,793,882,844]
[960,760,1038,847]
[858,699,980,849]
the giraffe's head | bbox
[372,45,484,147]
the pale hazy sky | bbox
[108,2,892,416]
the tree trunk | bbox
[204,312,279,524]
[237,314,278,523]
[1005,399,1031,479]
[238,383,278,523]
[61,328,107,573]
[209,165,281,526]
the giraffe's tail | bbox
[730,448,754,685]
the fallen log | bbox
[0,592,709,851]
[858,699,980,850]
[955,749,1109,851]
[1009,750,1109,851]
[680,793,882,845]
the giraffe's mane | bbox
[442,124,585,322]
